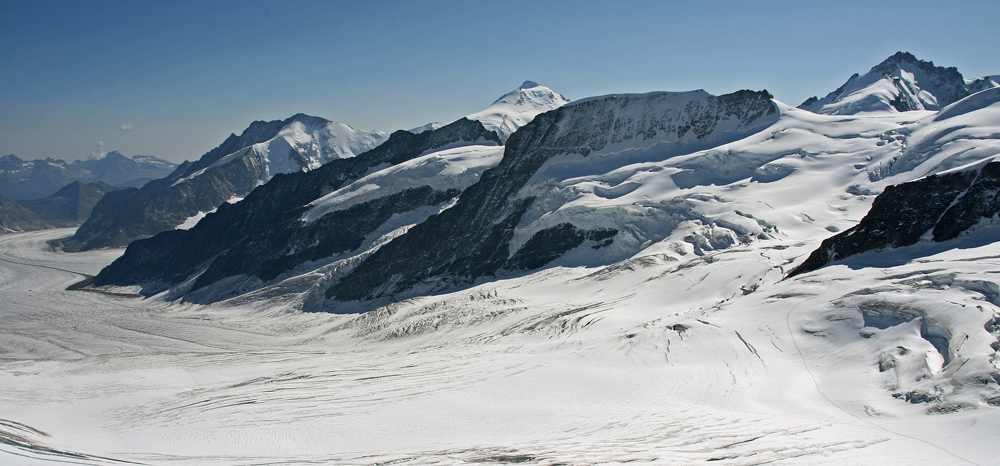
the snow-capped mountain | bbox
[799,51,999,114]
[92,118,501,296]
[0,151,175,200]
[65,114,389,251]
[466,81,570,141]
[411,81,569,142]
[330,89,779,302]
[5,53,1000,465]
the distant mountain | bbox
[65,114,389,251]
[0,151,177,200]
[0,193,50,233]
[17,181,118,228]
[0,152,176,200]
[411,81,569,142]
[799,52,999,114]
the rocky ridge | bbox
[66,114,388,251]
[799,51,998,114]
[92,118,500,295]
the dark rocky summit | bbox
[789,161,1000,277]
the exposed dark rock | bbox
[507,224,618,271]
[0,193,51,232]
[17,181,118,227]
[789,161,1000,277]
[91,118,499,294]
[65,114,382,251]
[328,90,777,301]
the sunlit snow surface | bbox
[4,91,1000,464]
[2,224,1000,464]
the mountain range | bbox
[2,52,1000,464]
[91,53,999,306]
[76,51,1000,430]
[0,151,175,201]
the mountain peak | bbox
[469,82,571,142]
[799,51,990,115]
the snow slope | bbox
[172,118,389,188]
[1,215,998,465]
[303,144,504,222]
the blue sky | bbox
[2,0,998,163]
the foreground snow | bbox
[1,226,997,465]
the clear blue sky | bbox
[2,0,998,163]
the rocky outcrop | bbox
[789,161,1000,277]
[91,118,499,293]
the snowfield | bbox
[3,78,1000,464]
[2,216,999,465]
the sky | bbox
[2,0,998,164]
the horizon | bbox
[2,0,998,164]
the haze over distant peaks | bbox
[799,51,999,114]
[0,152,176,200]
